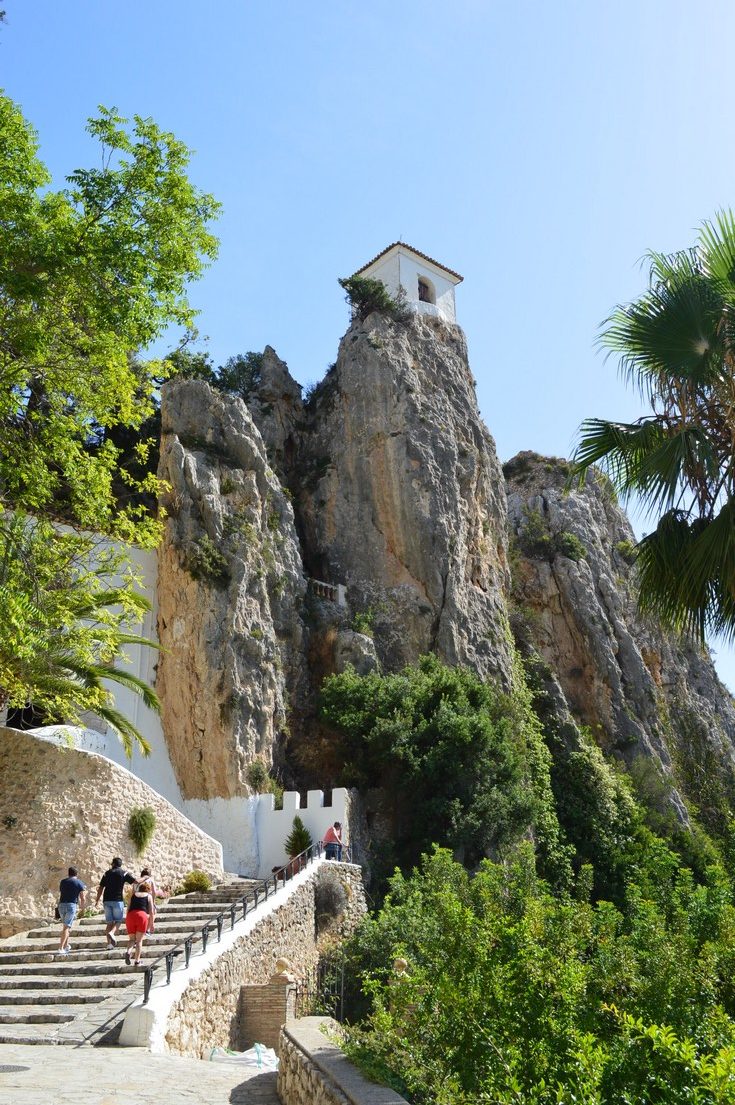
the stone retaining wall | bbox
[278,1017,409,1105]
[0,726,223,933]
[162,862,365,1058]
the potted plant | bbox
[283,815,312,874]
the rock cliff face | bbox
[156,379,307,799]
[289,312,513,682]
[505,451,735,820]
[153,319,735,829]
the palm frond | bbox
[93,702,152,759]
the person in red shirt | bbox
[322,821,343,861]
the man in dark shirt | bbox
[58,866,86,954]
[95,857,135,949]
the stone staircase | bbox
[0,878,261,1046]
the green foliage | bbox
[571,211,735,643]
[216,351,264,401]
[0,94,218,741]
[338,275,410,323]
[350,608,375,637]
[180,869,212,893]
[0,513,158,755]
[245,759,282,805]
[0,95,219,543]
[518,510,586,562]
[342,847,735,1104]
[320,653,570,882]
[284,815,312,858]
[128,806,156,855]
[185,534,230,587]
[615,538,637,564]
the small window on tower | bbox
[418,277,435,304]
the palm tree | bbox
[0,513,159,755]
[571,211,735,643]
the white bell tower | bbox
[354,242,463,324]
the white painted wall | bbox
[182,796,259,876]
[255,789,348,878]
[77,542,183,807]
[361,246,459,323]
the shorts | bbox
[103,901,125,924]
[57,902,77,928]
[126,909,149,935]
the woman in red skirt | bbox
[124,876,154,966]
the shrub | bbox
[284,815,312,858]
[351,608,375,637]
[615,538,637,564]
[319,653,569,882]
[128,806,156,855]
[315,870,348,930]
[518,509,586,562]
[338,275,410,323]
[186,534,230,586]
[180,869,212,894]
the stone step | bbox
[0,973,137,989]
[16,932,200,951]
[0,946,179,965]
[0,1007,76,1024]
[0,960,144,977]
[0,987,117,1005]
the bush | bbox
[128,806,156,855]
[186,534,230,586]
[518,509,586,562]
[180,869,212,894]
[351,608,375,637]
[284,815,312,858]
[319,653,569,883]
[315,870,348,929]
[338,275,410,323]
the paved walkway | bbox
[0,1042,279,1104]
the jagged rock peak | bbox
[295,310,513,683]
[505,449,735,823]
[156,378,308,800]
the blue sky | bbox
[4,0,735,686]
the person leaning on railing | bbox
[322,821,343,861]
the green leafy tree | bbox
[342,847,735,1104]
[0,93,219,741]
[319,653,569,880]
[572,212,735,643]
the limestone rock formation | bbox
[156,379,308,800]
[292,311,513,682]
[505,451,735,819]
[247,345,304,480]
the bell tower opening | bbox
[418,276,436,304]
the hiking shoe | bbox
[107,934,117,948]
[124,950,131,966]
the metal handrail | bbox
[141,840,325,1004]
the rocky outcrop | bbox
[247,345,304,482]
[291,312,513,682]
[156,379,308,800]
[505,451,735,820]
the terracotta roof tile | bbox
[354,242,463,283]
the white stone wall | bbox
[0,726,223,925]
[361,246,459,323]
[255,790,349,878]
[119,860,366,1056]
